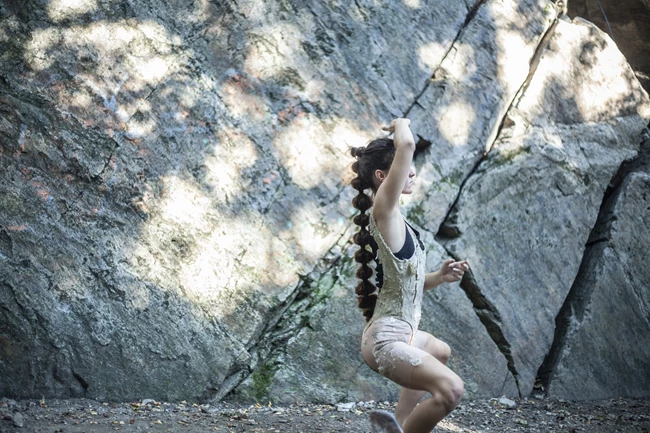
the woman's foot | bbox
[369,410,404,433]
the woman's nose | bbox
[409,167,416,177]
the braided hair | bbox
[350,138,396,321]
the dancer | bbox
[350,118,469,433]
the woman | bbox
[350,118,469,433]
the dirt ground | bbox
[1,396,649,433]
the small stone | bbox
[12,412,25,428]
[497,396,517,409]
[141,399,155,405]
[336,402,356,412]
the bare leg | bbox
[401,356,463,433]
[362,321,461,433]
[394,332,451,426]
[394,388,427,426]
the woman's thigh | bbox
[411,331,451,363]
[362,319,414,372]
[362,318,436,388]
[367,340,459,392]
[368,339,434,388]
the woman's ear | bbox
[374,169,387,184]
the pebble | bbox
[12,412,25,428]
[497,396,517,409]
[221,409,237,417]
[336,402,356,412]
[0,397,647,433]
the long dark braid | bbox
[350,138,396,321]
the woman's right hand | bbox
[382,118,415,150]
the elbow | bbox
[401,140,416,152]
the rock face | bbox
[0,0,383,401]
[437,17,649,397]
[541,141,650,399]
[233,235,518,404]
[0,0,649,403]
[569,0,650,92]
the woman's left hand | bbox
[439,259,469,283]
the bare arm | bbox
[424,259,470,290]
[372,119,416,252]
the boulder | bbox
[406,0,560,229]
[546,167,650,399]
[0,0,384,400]
[568,0,650,91]
[439,18,649,396]
[1,0,649,403]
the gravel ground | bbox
[1,396,649,433]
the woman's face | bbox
[374,165,416,194]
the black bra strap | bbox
[404,220,425,251]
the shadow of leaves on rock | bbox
[0,0,483,401]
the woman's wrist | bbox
[424,270,443,290]
[394,123,415,150]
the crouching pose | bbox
[350,118,469,433]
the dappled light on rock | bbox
[438,101,476,147]
[517,18,649,124]
[47,0,99,22]
[0,0,648,405]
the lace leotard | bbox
[366,212,426,333]
[360,212,428,384]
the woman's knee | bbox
[450,376,464,404]
[434,376,464,412]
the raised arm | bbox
[372,118,415,252]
